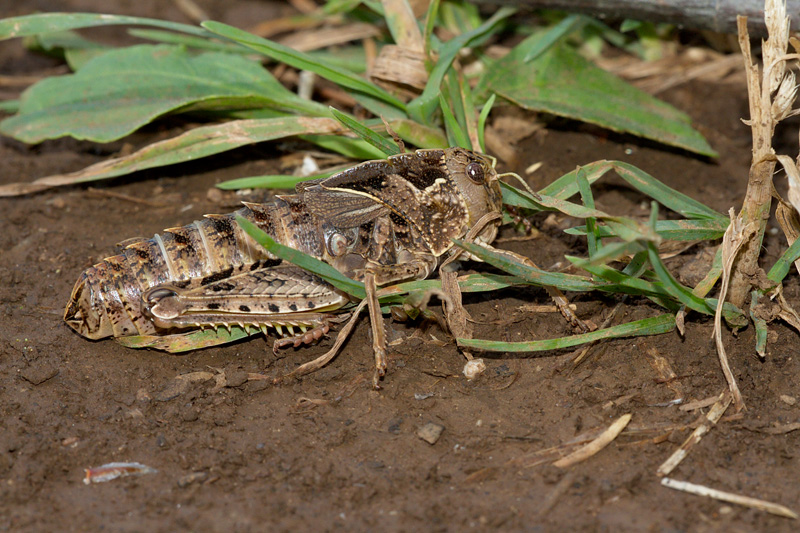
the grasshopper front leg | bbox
[362,252,438,388]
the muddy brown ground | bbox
[1,2,799,532]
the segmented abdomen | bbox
[65,198,324,339]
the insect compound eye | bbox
[466,161,485,183]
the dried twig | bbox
[714,209,755,410]
[657,391,731,477]
[661,477,799,519]
[553,413,632,468]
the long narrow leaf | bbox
[767,235,800,283]
[459,314,676,352]
[117,327,254,352]
[0,117,346,196]
[202,20,407,112]
[611,162,725,220]
[455,241,598,292]
[329,106,401,156]
[407,6,516,123]
[236,217,366,299]
[0,12,211,41]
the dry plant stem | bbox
[728,16,778,308]
[661,478,799,519]
[553,413,632,468]
[715,209,753,410]
[657,391,732,477]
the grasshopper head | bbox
[443,147,503,246]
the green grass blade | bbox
[127,28,247,53]
[459,313,676,352]
[539,160,614,198]
[300,133,389,160]
[611,162,725,220]
[117,326,253,352]
[329,106,401,156]
[645,241,715,315]
[0,116,347,195]
[202,20,407,112]
[422,0,441,54]
[576,166,599,257]
[380,273,524,299]
[455,241,598,292]
[767,235,800,283]
[691,247,722,297]
[0,99,18,113]
[236,216,366,299]
[500,182,649,243]
[216,173,333,190]
[438,93,471,149]
[388,118,448,148]
[523,14,585,61]
[566,218,728,241]
[476,93,495,153]
[750,290,768,357]
[0,12,211,40]
[407,6,516,123]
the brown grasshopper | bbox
[65,147,504,385]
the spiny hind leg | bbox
[142,265,349,351]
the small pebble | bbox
[780,394,797,406]
[416,422,444,445]
[463,359,486,380]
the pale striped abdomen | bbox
[64,197,324,339]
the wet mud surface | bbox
[1,2,799,532]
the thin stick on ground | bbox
[657,391,732,477]
[553,413,632,468]
[661,478,799,519]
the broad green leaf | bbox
[459,313,676,352]
[485,36,717,157]
[236,216,366,299]
[0,116,347,196]
[1,45,329,143]
[201,20,407,112]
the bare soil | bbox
[1,2,798,532]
